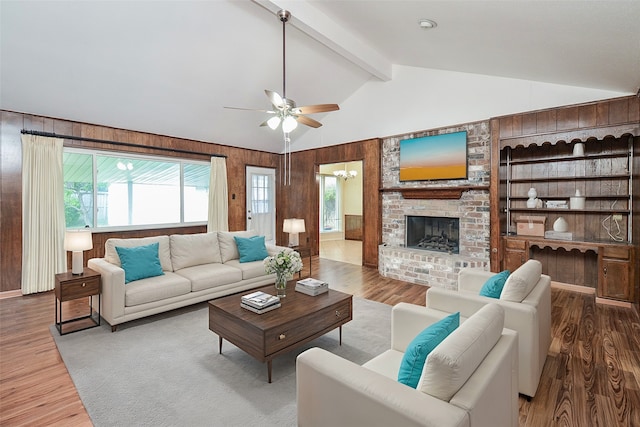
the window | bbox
[320,175,341,232]
[63,149,210,230]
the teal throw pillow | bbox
[398,312,460,389]
[479,270,510,299]
[234,235,269,263]
[115,243,164,284]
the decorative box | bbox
[515,216,546,237]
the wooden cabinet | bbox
[489,96,639,304]
[502,237,527,272]
[598,246,635,301]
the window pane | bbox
[96,156,180,226]
[183,163,210,222]
[63,152,94,228]
[321,175,340,231]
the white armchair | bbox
[426,259,551,398]
[296,303,518,427]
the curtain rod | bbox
[20,130,226,158]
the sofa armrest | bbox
[296,347,468,427]
[457,268,494,293]
[265,244,292,256]
[391,303,456,352]
[87,258,126,325]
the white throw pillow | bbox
[217,230,258,263]
[500,259,542,302]
[105,235,173,272]
[419,303,504,401]
[170,233,222,271]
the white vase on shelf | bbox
[527,188,537,208]
[553,217,569,232]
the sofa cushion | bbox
[105,235,173,272]
[170,232,222,271]
[479,270,510,299]
[115,243,165,284]
[419,303,504,401]
[224,259,273,281]
[234,235,269,263]
[398,311,460,388]
[174,263,243,292]
[218,230,257,263]
[500,259,542,302]
[124,272,191,307]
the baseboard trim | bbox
[595,297,633,309]
[0,290,23,300]
[551,281,595,294]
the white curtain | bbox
[207,156,229,232]
[21,134,67,294]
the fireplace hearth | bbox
[406,215,460,254]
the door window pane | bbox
[321,175,341,231]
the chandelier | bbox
[333,167,358,180]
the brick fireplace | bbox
[379,121,491,290]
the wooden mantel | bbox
[380,185,489,200]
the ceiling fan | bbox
[225,9,340,135]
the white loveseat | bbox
[88,231,290,331]
[296,303,519,427]
[426,259,551,398]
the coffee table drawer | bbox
[265,299,352,355]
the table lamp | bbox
[283,218,305,247]
[64,230,93,275]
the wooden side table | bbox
[293,246,312,278]
[55,267,101,335]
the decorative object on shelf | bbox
[527,187,538,208]
[283,218,305,247]
[64,229,93,275]
[570,189,586,210]
[333,164,358,180]
[553,217,569,232]
[572,142,585,156]
[264,250,303,297]
[515,216,546,237]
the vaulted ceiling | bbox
[2,1,639,153]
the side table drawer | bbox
[58,277,100,300]
[265,300,352,355]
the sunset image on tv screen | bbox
[399,131,467,181]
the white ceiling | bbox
[2,1,639,154]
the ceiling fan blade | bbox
[295,115,322,128]
[224,106,275,113]
[265,90,284,109]
[294,104,340,114]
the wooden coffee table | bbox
[208,284,352,382]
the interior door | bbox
[246,166,276,244]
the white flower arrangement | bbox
[264,250,303,281]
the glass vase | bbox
[275,275,287,298]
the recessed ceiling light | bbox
[419,19,437,29]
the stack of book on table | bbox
[296,277,329,296]
[241,291,281,314]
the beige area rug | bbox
[51,297,390,427]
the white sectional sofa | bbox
[297,303,519,427]
[88,230,290,331]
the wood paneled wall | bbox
[0,110,280,292]
[277,139,381,269]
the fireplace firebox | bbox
[406,215,460,254]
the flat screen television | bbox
[399,131,468,181]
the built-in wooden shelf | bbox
[380,185,489,200]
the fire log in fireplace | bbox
[406,215,460,254]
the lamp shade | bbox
[64,230,93,252]
[283,218,305,233]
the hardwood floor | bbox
[1,258,639,426]
[319,239,362,266]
